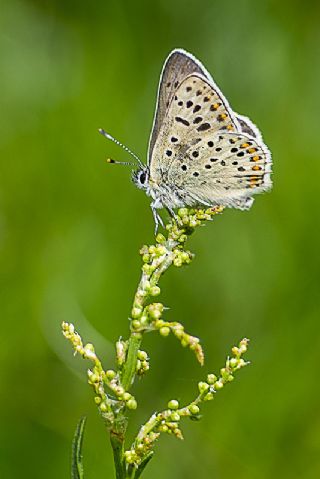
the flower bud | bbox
[126,398,137,410]
[207,374,217,384]
[178,208,188,217]
[229,358,238,368]
[214,380,224,390]
[149,286,161,296]
[189,404,200,415]
[156,233,166,244]
[204,392,214,401]
[100,402,108,412]
[159,424,168,433]
[131,307,142,319]
[159,326,170,337]
[170,412,180,422]
[131,320,141,330]
[137,350,148,361]
[198,381,210,394]
[106,369,116,380]
[168,399,179,410]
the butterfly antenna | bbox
[99,128,144,168]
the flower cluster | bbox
[124,338,249,467]
[62,322,138,425]
[62,206,252,479]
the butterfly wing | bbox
[148,49,265,162]
[148,49,212,162]
[167,130,272,209]
[149,74,272,209]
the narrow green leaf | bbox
[71,416,86,479]
[134,452,153,479]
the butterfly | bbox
[99,49,272,229]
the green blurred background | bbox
[1,0,319,477]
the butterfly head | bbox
[132,166,150,191]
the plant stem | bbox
[110,430,126,479]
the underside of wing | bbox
[148,49,215,162]
[149,73,241,181]
[167,130,272,209]
[148,49,266,160]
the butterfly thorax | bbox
[132,166,186,210]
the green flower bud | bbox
[84,343,94,352]
[149,286,161,296]
[156,245,167,255]
[126,398,137,410]
[204,392,214,401]
[88,373,99,383]
[189,404,200,415]
[94,396,102,404]
[142,254,150,263]
[159,424,168,433]
[114,386,125,397]
[207,374,217,384]
[106,369,116,380]
[178,208,188,217]
[123,392,131,401]
[229,358,238,368]
[214,380,224,390]
[131,320,141,330]
[141,361,149,371]
[180,251,190,263]
[124,451,135,464]
[154,319,165,329]
[156,233,166,244]
[159,326,170,337]
[168,399,179,410]
[170,412,180,422]
[131,307,142,319]
[198,381,210,394]
[100,402,108,412]
[142,264,152,274]
[173,258,182,267]
[137,350,148,361]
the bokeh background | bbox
[1,0,320,477]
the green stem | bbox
[110,430,126,479]
[121,333,142,391]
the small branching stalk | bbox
[62,207,250,479]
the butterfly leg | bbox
[166,206,179,223]
[151,202,164,233]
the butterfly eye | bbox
[139,171,147,184]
